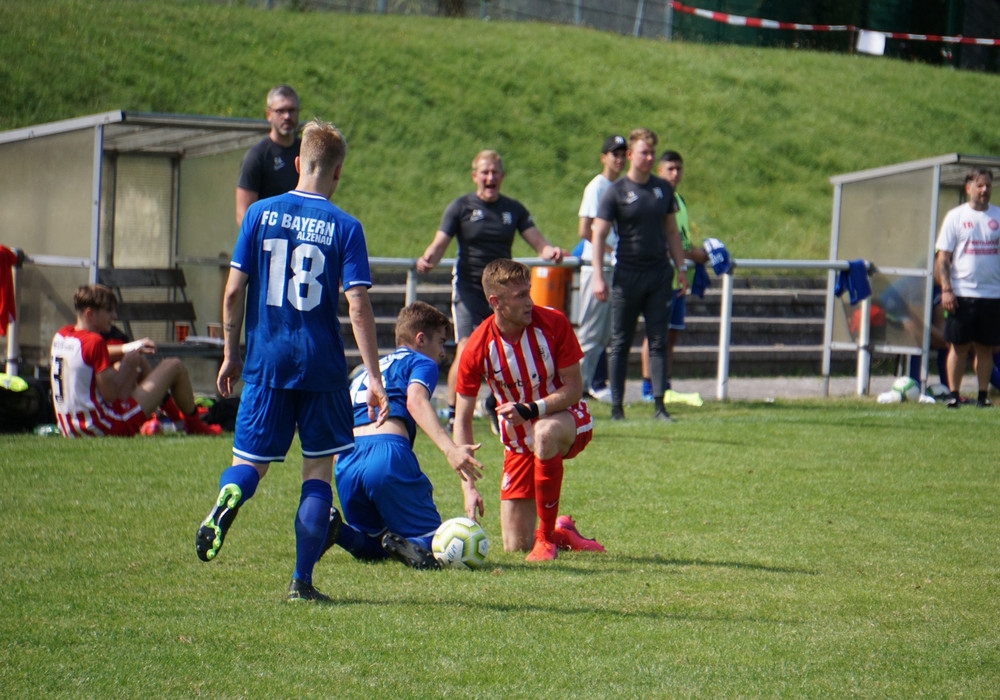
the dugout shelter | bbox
[0,111,268,376]
[826,153,1000,388]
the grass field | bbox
[2,398,998,697]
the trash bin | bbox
[529,266,571,314]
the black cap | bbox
[602,135,627,153]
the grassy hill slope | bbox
[4,0,1000,260]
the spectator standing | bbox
[236,85,301,225]
[196,119,390,603]
[49,285,222,437]
[933,167,1000,408]
[576,135,627,401]
[454,259,604,562]
[324,302,484,570]
[639,150,709,400]
[591,128,688,422]
[416,150,564,433]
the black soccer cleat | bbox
[196,484,242,562]
[317,506,343,561]
[286,578,332,603]
[382,532,441,570]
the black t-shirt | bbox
[237,136,301,199]
[438,193,535,284]
[596,174,677,271]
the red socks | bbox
[161,396,185,422]
[534,454,564,537]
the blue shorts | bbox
[334,433,441,541]
[233,381,355,463]
[669,292,686,331]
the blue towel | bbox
[571,240,585,258]
[834,259,872,304]
[702,238,732,275]
[690,263,710,298]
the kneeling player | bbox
[454,259,605,562]
[323,302,484,569]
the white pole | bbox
[856,295,871,395]
[716,271,734,400]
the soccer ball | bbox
[925,383,950,400]
[432,517,488,570]
[891,376,921,402]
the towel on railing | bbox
[703,238,732,275]
[833,259,872,304]
[0,246,18,336]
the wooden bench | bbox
[97,267,223,360]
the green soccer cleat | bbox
[195,484,242,562]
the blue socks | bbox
[336,522,387,560]
[219,465,260,503]
[293,479,333,584]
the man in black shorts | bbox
[416,149,564,432]
[235,84,301,225]
[590,128,688,422]
[934,167,1000,408]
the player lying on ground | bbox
[320,301,484,570]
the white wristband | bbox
[678,264,688,272]
[536,399,547,417]
[122,340,145,353]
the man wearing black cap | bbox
[575,135,627,399]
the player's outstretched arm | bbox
[416,231,451,273]
[407,383,483,482]
[522,226,564,264]
[345,285,389,425]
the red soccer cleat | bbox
[552,515,606,553]
[183,415,223,436]
[525,531,558,562]
[139,417,162,436]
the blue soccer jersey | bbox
[348,346,440,445]
[232,190,372,391]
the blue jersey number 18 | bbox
[262,239,326,312]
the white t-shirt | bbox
[935,202,1000,298]
[577,173,617,265]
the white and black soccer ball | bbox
[925,383,950,400]
[432,517,488,570]
[890,376,921,402]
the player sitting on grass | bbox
[49,284,222,437]
[321,301,484,569]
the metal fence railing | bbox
[7,251,883,400]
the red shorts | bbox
[500,409,593,501]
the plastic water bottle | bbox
[33,424,60,437]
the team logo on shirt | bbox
[273,156,287,172]
[470,209,484,223]
[625,191,639,205]
[653,187,664,199]
[990,219,999,231]
[503,212,513,225]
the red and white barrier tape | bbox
[670,1,1000,46]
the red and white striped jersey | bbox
[457,306,590,453]
[49,325,143,437]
